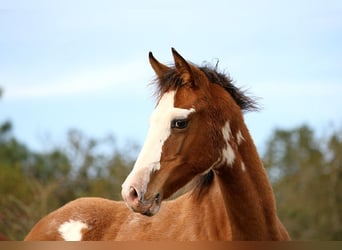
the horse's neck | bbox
[214,124,288,240]
[169,185,232,240]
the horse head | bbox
[121,48,256,216]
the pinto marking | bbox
[241,161,246,172]
[58,219,88,241]
[236,130,245,145]
[221,121,236,166]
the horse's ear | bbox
[171,48,194,86]
[149,52,169,78]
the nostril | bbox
[155,193,160,202]
[128,186,139,201]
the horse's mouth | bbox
[142,193,161,216]
[129,193,162,217]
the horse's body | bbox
[25,186,231,240]
[25,49,290,241]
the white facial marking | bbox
[58,219,88,241]
[236,130,245,145]
[122,90,195,195]
[221,121,236,167]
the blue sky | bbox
[0,0,342,155]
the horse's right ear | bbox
[171,48,194,86]
[149,52,169,78]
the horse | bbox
[25,48,290,241]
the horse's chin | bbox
[145,193,162,216]
[142,201,161,217]
[128,193,162,217]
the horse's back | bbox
[25,197,129,241]
[25,192,233,240]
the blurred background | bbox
[0,0,341,240]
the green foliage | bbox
[263,125,342,240]
[0,108,135,239]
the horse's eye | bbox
[171,119,188,129]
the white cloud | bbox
[3,60,150,100]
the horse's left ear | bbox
[171,48,195,87]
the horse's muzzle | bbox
[122,186,161,216]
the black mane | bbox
[199,65,259,112]
[154,63,259,112]
[191,170,215,200]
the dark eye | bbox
[171,119,188,129]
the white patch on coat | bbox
[236,130,245,145]
[122,90,195,197]
[58,219,88,241]
[221,121,236,166]
[241,161,246,172]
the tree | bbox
[0,125,135,239]
[263,125,342,240]
[0,87,136,239]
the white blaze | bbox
[122,90,195,195]
[58,219,88,241]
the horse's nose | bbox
[123,185,147,211]
[122,185,161,216]
[127,186,139,205]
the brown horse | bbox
[25,48,290,241]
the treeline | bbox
[1,90,342,240]
[263,125,342,240]
[0,121,136,240]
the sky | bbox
[0,0,342,156]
